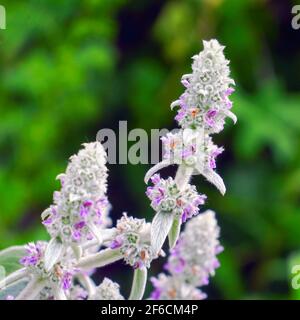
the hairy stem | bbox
[0,268,29,290]
[175,165,193,190]
[167,165,194,247]
[76,248,122,270]
[15,277,45,300]
[77,273,96,297]
[0,245,25,259]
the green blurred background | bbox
[0,0,300,299]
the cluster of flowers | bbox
[145,39,236,260]
[146,174,206,222]
[89,278,124,300]
[0,39,235,300]
[150,210,222,299]
[109,213,154,269]
[161,130,224,170]
[20,242,75,291]
[172,40,236,133]
[41,142,111,245]
[0,142,156,300]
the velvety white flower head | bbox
[171,39,236,134]
[20,242,76,292]
[161,130,198,166]
[109,213,154,269]
[150,274,206,300]
[150,210,222,300]
[165,210,223,286]
[89,278,124,300]
[146,174,206,222]
[42,142,111,245]
[145,129,226,195]
[162,130,223,170]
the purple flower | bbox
[150,174,161,184]
[209,146,224,170]
[20,242,44,267]
[146,175,206,222]
[74,221,85,229]
[110,236,123,249]
[150,289,161,300]
[72,230,81,241]
[205,109,217,127]
[175,109,186,122]
[181,194,207,222]
[41,206,57,226]
[150,277,162,299]
[42,217,53,226]
[83,200,93,207]
[181,79,190,88]
[62,272,73,291]
[172,257,186,273]
[225,88,235,96]
[80,205,89,218]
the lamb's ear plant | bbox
[0,39,236,300]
